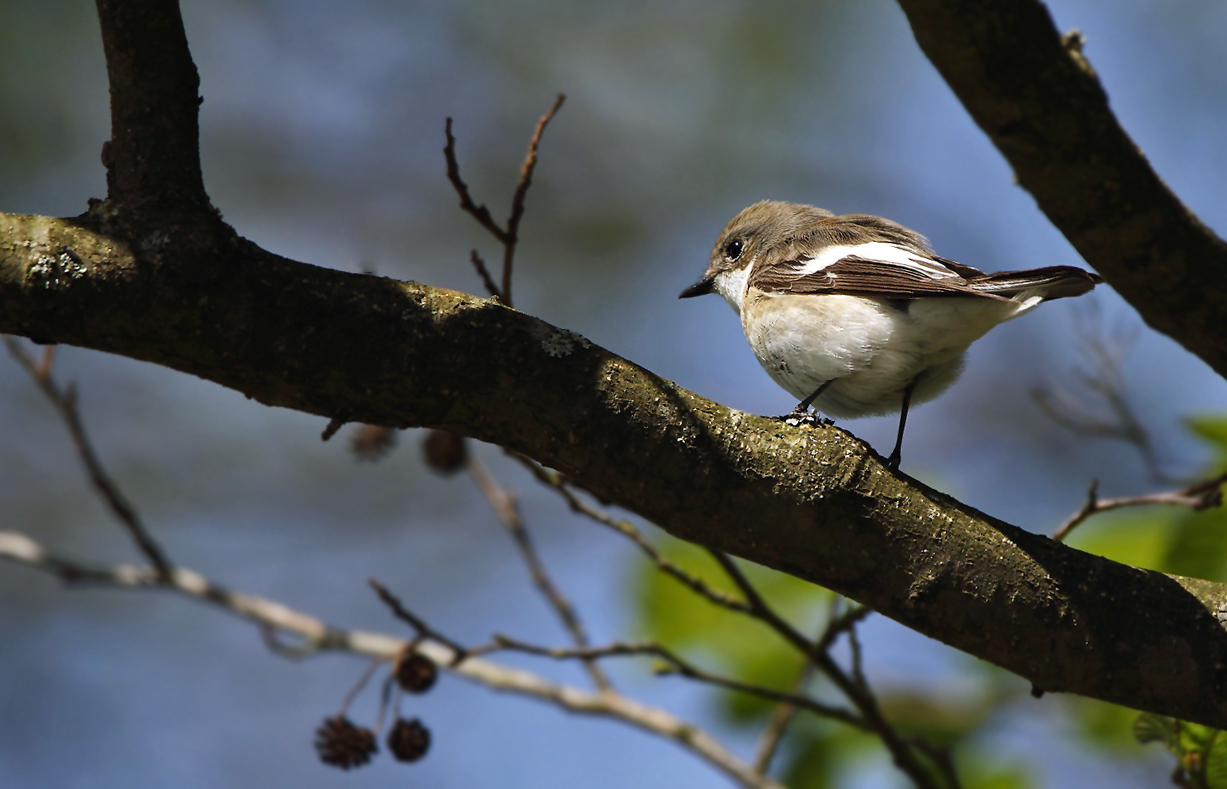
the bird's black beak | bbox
[679,276,715,299]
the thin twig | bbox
[908,740,965,789]
[1053,473,1227,542]
[2,336,174,580]
[321,417,345,442]
[847,612,867,690]
[469,250,501,299]
[706,549,944,789]
[0,531,783,789]
[513,456,751,614]
[754,599,872,775]
[752,657,815,775]
[1032,304,1171,481]
[442,93,565,307]
[486,635,866,730]
[339,657,385,717]
[502,92,565,305]
[466,454,611,690]
[367,578,469,663]
[816,600,874,653]
[443,118,508,246]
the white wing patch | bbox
[793,242,960,280]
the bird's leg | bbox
[887,378,919,470]
[778,380,835,426]
[791,379,834,417]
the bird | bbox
[679,201,1102,469]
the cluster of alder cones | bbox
[314,650,438,769]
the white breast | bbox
[740,289,1027,417]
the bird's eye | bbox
[724,239,744,261]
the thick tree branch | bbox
[95,0,209,213]
[3,216,1227,727]
[896,0,1227,379]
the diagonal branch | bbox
[896,0,1227,379]
[3,336,173,579]
[707,551,945,789]
[486,635,867,731]
[465,454,612,690]
[4,218,1227,728]
[1054,474,1227,543]
[515,458,751,614]
[0,531,782,789]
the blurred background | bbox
[3,0,1226,786]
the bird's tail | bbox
[969,266,1102,301]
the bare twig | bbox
[466,454,611,690]
[514,457,751,614]
[339,658,385,717]
[2,336,173,579]
[486,635,865,730]
[367,578,469,663]
[1032,305,1171,481]
[502,92,565,305]
[517,459,945,784]
[706,549,946,789]
[847,611,867,690]
[1053,474,1227,542]
[443,93,565,306]
[752,658,815,776]
[816,600,874,653]
[469,250,501,299]
[0,531,782,789]
[752,599,872,775]
[443,118,508,246]
[321,417,345,442]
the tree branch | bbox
[3,337,174,579]
[0,531,781,789]
[485,635,867,731]
[1054,475,1227,543]
[5,0,1227,740]
[3,217,1227,726]
[896,0,1227,379]
[465,455,612,690]
[94,0,209,213]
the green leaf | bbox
[1205,727,1227,789]
[1186,415,1227,457]
[1133,712,1180,752]
[959,762,1032,789]
[1066,513,1169,573]
[1162,506,1227,581]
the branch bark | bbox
[95,0,209,213]
[896,0,1227,379]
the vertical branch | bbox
[502,93,566,306]
[443,93,565,307]
[94,0,209,210]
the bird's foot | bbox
[776,408,833,428]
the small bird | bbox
[679,201,1101,468]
